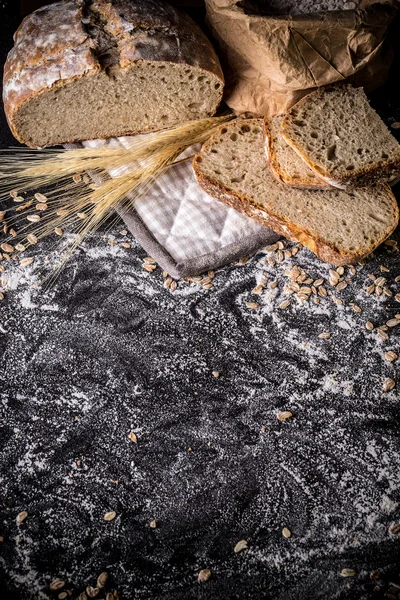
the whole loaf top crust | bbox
[3,0,224,140]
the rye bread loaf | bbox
[281,84,400,188]
[3,0,224,148]
[193,119,399,266]
[264,116,329,189]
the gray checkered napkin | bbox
[70,134,279,279]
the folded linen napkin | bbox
[67,136,279,279]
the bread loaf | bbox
[281,84,400,188]
[3,0,224,148]
[264,116,329,189]
[193,119,399,266]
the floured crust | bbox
[3,0,224,147]
[193,121,399,266]
[281,85,400,188]
[264,117,330,190]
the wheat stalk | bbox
[0,115,233,288]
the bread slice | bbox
[264,116,330,189]
[3,0,224,147]
[193,119,399,266]
[281,84,400,188]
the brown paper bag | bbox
[205,0,399,116]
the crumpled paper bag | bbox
[205,0,399,116]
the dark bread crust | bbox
[193,121,399,266]
[3,0,224,147]
[264,117,330,190]
[281,84,400,188]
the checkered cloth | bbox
[68,135,279,279]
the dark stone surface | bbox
[1,4,400,600]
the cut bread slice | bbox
[193,118,399,266]
[264,116,329,189]
[280,84,400,188]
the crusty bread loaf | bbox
[193,119,399,266]
[281,84,400,188]
[3,0,224,148]
[264,116,329,189]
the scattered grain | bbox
[383,287,393,297]
[269,281,278,289]
[16,511,28,524]
[365,322,374,331]
[86,586,99,598]
[382,378,395,392]
[20,257,34,268]
[164,277,172,289]
[170,281,178,291]
[198,569,211,583]
[234,539,248,553]
[377,330,389,341]
[313,278,324,287]
[121,242,131,249]
[13,196,25,203]
[212,371,220,378]
[282,527,291,538]
[389,523,400,534]
[351,304,362,313]
[50,579,66,591]
[55,228,63,236]
[34,193,47,202]
[58,593,67,600]
[385,351,398,363]
[391,122,400,129]
[279,300,291,309]
[26,214,41,223]
[336,281,347,291]
[0,211,5,221]
[387,319,400,328]
[149,520,157,528]
[318,287,327,297]
[97,573,108,589]
[128,432,137,443]
[104,511,116,522]
[143,264,156,273]
[253,285,264,295]
[27,233,38,245]
[35,203,48,211]
[340,569,356,577]
[318,332,331,339]
[277,411,292,421]
[1,243,13,253]
[246,302,259,310]
[366,284,375,295]
[375,277,387,287]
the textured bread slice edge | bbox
[264,117,331,190]
[280,87,400,189]
[193,123,399,266]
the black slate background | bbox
[1,4,400,600]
